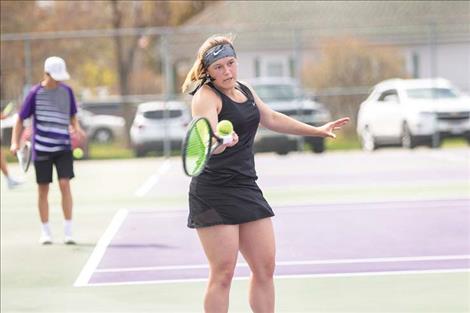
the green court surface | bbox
[1,148,469,312]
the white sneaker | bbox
[39,234,53,245]
[64,236,76,245]
[7,177,23,189]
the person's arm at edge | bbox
[10,115,24,154]
[10,87,37,154]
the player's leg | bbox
[37,183,51,244]
[239,217,276,313]
[37,183,50,223]
[1,148,9,176]
[55,150,75,244]
[1,145,21,188]
[197,224,239,313]
[58,178,72,219]
[35,155,53,244]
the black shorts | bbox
[34,150,75,184]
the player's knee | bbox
[210,263,236,288]
[38,185,49,198]
[252,261,275,282]
[58,179,70,190]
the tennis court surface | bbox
[76,198,469,286]
[2,148,469,312]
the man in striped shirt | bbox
[10,56,85,245]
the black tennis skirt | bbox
[188,177,275,228]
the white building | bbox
[172,1,469,93]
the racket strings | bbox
[184,120,210,175]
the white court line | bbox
[82,268,470,287]
[134,159,172,197]
[273,199,470,213]
[74,209,128,287]
[128,197,470,216]
[94,254,470,273]
[426,150,470,164]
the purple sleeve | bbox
[19,85,40,120]
[67,86,78,116]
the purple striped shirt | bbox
[19,83,77,160]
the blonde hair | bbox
[181,34,235,94]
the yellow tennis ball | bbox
[73,148,84,159]
[217,120,233,136]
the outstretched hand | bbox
[319,117,350,139]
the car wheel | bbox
[312,140,325,153]
[361,126,376,151]
[275,146,290,155]
[134,147,146,157]
[93,128,113,143]
[426,134,441,148]
[401,124,416,149]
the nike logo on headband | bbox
[203,44,237,69]
[213,46,224,56]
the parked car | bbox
[247,77,331,154]
[77,109,125,143]
[80,99,132,117]
[357,78,470,151]
[130,101,191,157]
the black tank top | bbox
[194,81,260,185]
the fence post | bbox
[160,33,174,158]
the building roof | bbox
[169,1,469,64]
[184,1,469,36]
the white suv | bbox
[130,101,190,157]
[357,78,470,150]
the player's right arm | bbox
[191,85,238,153]
[191,85,220,131]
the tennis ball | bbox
[73,148,84,159]
[217,120,233,136]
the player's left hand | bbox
[319,117,350,139]
[70,126,87,142]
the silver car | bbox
[247,77,331,154]
[130,101,191,157]
[77,109,125,144]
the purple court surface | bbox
[75,198,470,286]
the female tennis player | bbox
[181,34,349,313]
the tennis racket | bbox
[1,102,14,117]
[182,117,233,177]
[17,141,32,173]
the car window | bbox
[406,88,458,99]
[378,89,399,103]
[252,84,298,101]
[143,110,183,119]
